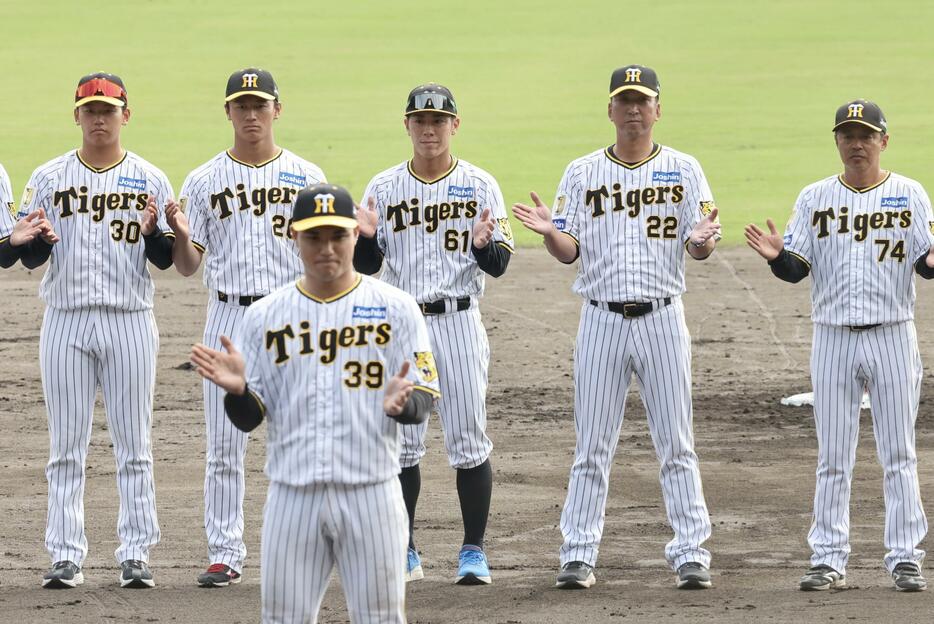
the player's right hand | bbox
[141,196,159,236]
[165,200,190,240]
[512,191,555,236]
[36,209,60,244]
[384,360,414,416]
[744,219,784,261]
[355,196,378,239]
[191,336,247,395]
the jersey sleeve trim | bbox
[191,240,207,253]
[495,241,515,254]
[412,384,441,398]
[786,249,811,268]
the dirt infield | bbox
[1,247,933,623]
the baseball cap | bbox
[75,72,127,108]
[225,68,279,102]
[405,83,457,116]
[609,65,660,98]
[291,184,358,232]
[833,99,887,133]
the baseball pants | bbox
[809,321,927,574]
[560,299,712,570]
[400,306,492,470]
[261,478,407,623]
[41,306,160,566]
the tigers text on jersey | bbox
[783,172,934,326]
[362,158,515,303]
[20,150,174,310]
[181,149,326,297]
[235,275,440,486]
[552,144,715,302]
[0,163,14,241]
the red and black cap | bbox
[833,99,887,133]
[291,184,358,232]
[405,83,457,116]
[226,68,279,102]
[609,65,660,98]
[75,72,127,108]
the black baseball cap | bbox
[75,72,127,108]
[833,99,887,133]
[291,184,358,232]
[405,83,457,116]
[225,68,279,102]
[609,65,660,98]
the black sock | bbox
[398,465,421,550]
[456,459,492,549]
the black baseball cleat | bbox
[799,564,845,591]
[556,561,595,589]
[198,563,242,587]
[120,559,155,588]
[42,561,84,589]
[892,562,927,592]
[677,562,712,589]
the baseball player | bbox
[513,65,719,590]
[22,72,182,589]
[746,99,932,592]
[169,68,327,587]
[354,83,514,584]
[0,163,60,269]
[192,184,439,623]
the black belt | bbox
[420,296,471,315]
[218,291,265,306]
[847,324,880,332]
[590,297,672,319]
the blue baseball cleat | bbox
[455,545,491,585]
[406,547,424,582]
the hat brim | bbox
[291,215,359,231]
[75,96,126,108]
[405,108,457,117]
[832,119,886,133]
[225,90,277,102]
[609,85,659,98]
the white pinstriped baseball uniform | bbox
[783,172,933,573]
[0,164,15,243]
[179,148,325,571]
[234,275,440,623]
[553,144,713,570]
[20,149,174,567]
[362,158,514,469]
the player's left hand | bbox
[384,360,414,416]
[165,200,190,240]
[689,207,720,247]
[472,208,495,249]
[141,196,159,236]
[36,209,60,244]
[355,196,378,239]
[926,244,934,269]
[191,336,247,395]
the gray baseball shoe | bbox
[677,562,712,589]
[120,559,155,588]
[799,564,845,591]
[892,562,927,592]
[556,561,596,589]
[42,561,84,589]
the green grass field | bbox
[3,0,933,246]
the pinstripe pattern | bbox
[400,307,491,469]
[40,306,160,566]
[784,173,934,325]
[554,144,713,572]
[20,150,175,310]
[0,164,14,241]
[559,301,711,569]
[261,480,407,623]
[233,275,437,619]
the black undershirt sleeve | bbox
[20,238,53,269]
[353,235,384,275]
[768,249,810,283]
[143,231,175,270]
[471,242,511,278]
[389,388,433,425]
[915,253,934,280]
[223,386,266,432]
[0,238,21,268]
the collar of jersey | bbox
[226,148,283,168]
[407,157,458,184]
[604,143,661,170]
[295,274,362,303]
[76,149,127,174]
[837,171,890,194]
